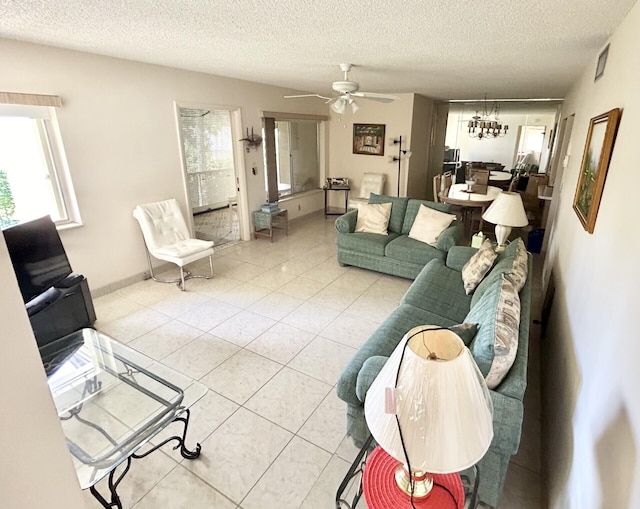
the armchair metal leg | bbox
[145,251,213,291]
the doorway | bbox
[177,107,241,247]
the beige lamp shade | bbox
[482,191,528,248]
[482,192,528,228]
[364,326,493,474]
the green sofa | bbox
[335,194,464,279]
[336,242,532,508]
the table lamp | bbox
[364,326,493,500]
[481,191,528,250]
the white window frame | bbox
[0,100,81,228]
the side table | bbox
[324,186,350,216]
[336,435,479,509]
[363,446,464,508]
[253,208,288,241]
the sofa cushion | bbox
[402,259,472,323]
[354,202,392,234]
[408,204,457,246]
[368,193,409,234]
[336,303,457,406]
[462,238,498,295]
[337,232,400,257]
[466,274,521,389]
[401,199,453,234]
[353,322,477,404]
[384,235,445,266]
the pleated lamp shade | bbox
[364,326,493,474]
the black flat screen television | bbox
[2,216,73,303]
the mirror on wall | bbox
[444,101,562,174]
[263,115,324,203]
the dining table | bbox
[440,183,502,233]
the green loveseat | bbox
[336,242,532,508]
[335,194,464,279]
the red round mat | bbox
[363,446,464,509]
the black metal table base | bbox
[89,408,201,509]
[335,434,373,509]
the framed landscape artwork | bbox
[353,124,385,156]
[573,108,621,233]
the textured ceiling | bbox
[0,0,636,100]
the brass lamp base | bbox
[394,464,434,498]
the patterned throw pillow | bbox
[462,238,497,295]
[466,274,521,389]
[354,202,392,235]
[506,238,528,292]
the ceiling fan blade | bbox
[351,91,400,103]
[283,94,332,100]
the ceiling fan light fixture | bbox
[349,98,359,113]
[331,98,346,114]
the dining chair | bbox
[520,174,549,226]
[433,174,442,202]
[133,198,214,291]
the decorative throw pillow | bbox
[449,322,479,346]
[462,238,497,295]
[355,202,392,235]
[505,238,528,292]
[408,204,457,246]
[466,274,521,389]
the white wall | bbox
[327,93,415,203]
[446,105,558,170]
[0,39,328,291]
[543,3,640,508]
[0,236,87,508]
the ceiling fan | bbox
[284,63,399,114]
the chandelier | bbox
[467,95,508,140]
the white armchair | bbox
[133,198,213,291]
[347,173,386,210]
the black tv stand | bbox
[27,274,96,349]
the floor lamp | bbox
[391,136,412,197]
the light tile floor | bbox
[85,213,542,509]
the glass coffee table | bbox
[40,328,207,508]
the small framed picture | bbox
[353,124,385,156]
[594,44,609,82]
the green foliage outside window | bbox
[0,169,16,228]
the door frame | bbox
[541,113,574,291]
[173,101,250,242]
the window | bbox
[514,125,547,167]
[0,93,79,228]
[178,107,237,212]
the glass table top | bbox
[40,328,207,489]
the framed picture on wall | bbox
[353,124,385,156]
[573,108,621,233]
[594,44,610,82]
